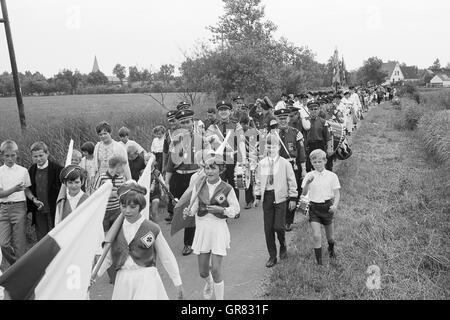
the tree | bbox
[430,58,441,71]
[128,66,141,83]
[208,0,277,47]
[86,70,108,86]
[112,64,126,85]
[54,69,83,94]
[356,57,388,85]
[157,64,175,85]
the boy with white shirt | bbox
[302,149,341,265]
[0,140,43,265]
[253,134,298,268]
[118,126,145,156]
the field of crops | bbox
[0,93,212,166]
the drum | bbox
[234,163,251,190]
[296,195,310,216]
[327,119,346,153]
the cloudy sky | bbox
[0,0,448,77]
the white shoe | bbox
[203,279,214,300]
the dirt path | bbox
[90,191,271,300]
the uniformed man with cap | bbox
[232,96,246,122]
[176,101,205,134]
[206,101,246,205]
[273,108,307,231]
[203,107,217,131]
[165,109,209,255]
[305,101,334,172]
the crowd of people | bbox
[0,84,393,300]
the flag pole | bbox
[89,214,124,288]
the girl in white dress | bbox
[93,181,183,300]
[184,153,240,300]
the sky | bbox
[0,0,449,78]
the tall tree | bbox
[157,64,175,85]
[430,58,441,71]
[128,66,141,83]
[112,64,126,85]
[86,70,108,86]
[356,57,388,85]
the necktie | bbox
[269,159,274,185]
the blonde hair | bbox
[309,149,327,161]
[0,140,18,153]
[108,155,127,168]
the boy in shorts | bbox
[301,149,340,265]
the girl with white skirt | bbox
[93,181,183,300]
[184,153,240,300]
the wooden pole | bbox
[0,0,26,132]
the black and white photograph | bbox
[0,0,449,307]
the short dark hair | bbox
[80,141,95,155]
[96,121,112,134]
[119,190,146,211]
[118,126,130,137]
[62,168,86,184]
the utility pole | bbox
[0,0,26,132]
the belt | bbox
[0,201,24,205]
[176,169,198,175]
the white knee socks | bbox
[213,281,224,300]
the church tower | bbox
[92,56,100,73]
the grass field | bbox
[0,93,213,167]
[262,102,450,300]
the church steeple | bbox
[92,56,100,72]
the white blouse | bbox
[97,215,182,286]
[189,179,240,219]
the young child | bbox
[71,149,82,166]
[93,155,127,232]
[93,181,183,300]
[54,165,89,225]
[151,126,165,173]
[301,149,341,265]
[0,140,41,265]
[79,141,96,195]
[184,152,240,300]
[253,134,298,268]
[127,144,146,182]
[118,126,145,156]
[28,141,63,241]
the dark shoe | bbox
[328,249,337,259]
[235,213,240,219]
[285,223,292,232]
[182,245,193,256]
[280,246,288,260]
[245,203,252,209]
[165,216,173,222]
[265,257,277,268]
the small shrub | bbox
[394,103,425,130]
[418,110,450,165]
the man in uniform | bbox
[206,101,246,206]
[203,107,217,130]
[274,108,307,231]
[232,96,246,121]
[177,101,205,134]
[165,109,207,255]
[305,101,334,172]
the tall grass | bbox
[418,110,450,168]
[0,93,212,167]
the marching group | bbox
[0,84,390,300]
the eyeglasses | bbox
[310,108,319,111]
[180,119,193,125]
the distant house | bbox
[430,73,450,87]
[381,61,419,85]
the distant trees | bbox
[430,58,441,71]
[356,57,388,85]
